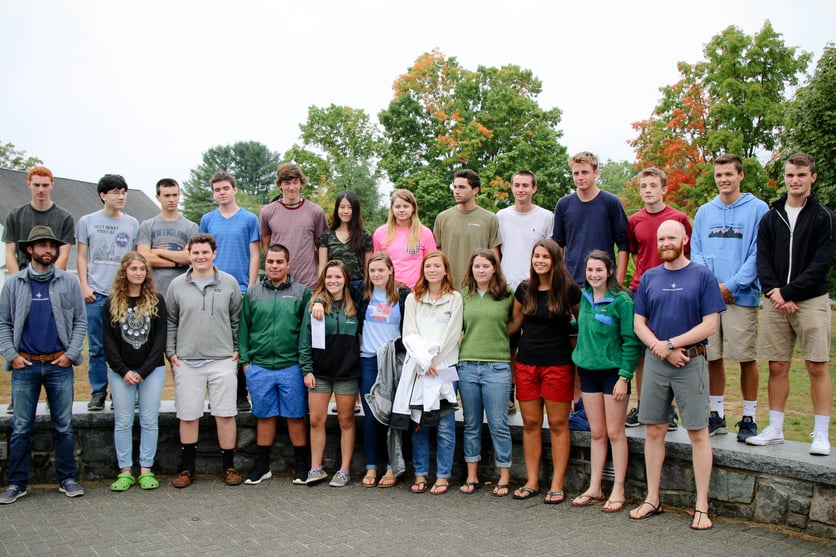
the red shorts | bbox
[514,362,574,402]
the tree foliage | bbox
[630,21,811,212]
[182,141,281,223]
[282,105,383,227]
[0,141,43,171]
[378,49,571,224]
[597,159,636,210]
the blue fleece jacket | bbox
[691,192,769,307]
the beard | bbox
[658,243,683,262]
[30,252,55,267]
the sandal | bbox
[602,499,625,513]
[512,486,541,500]
[491,484,510,497]
[430,480,449,495]
[571,493,605,507]
[411,478,428,494]
[630,500,664,520]
[691,509,713,531]
[544,490,565,505]
[110,472,135,492]
[362,471,378,488]
[138,472,159,490]
[459,481,481,494]
[378,470,397,489]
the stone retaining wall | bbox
[1,402,833,539]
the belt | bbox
[685,345,706,358]
[18,350,65,362]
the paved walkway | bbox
[0,474,832,556]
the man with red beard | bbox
[629,220,725,530]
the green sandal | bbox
[110,473,136,492]
[138,472,159,490]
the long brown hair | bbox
[310,260,356,317]
[383,189,423,252]
[363,252,401,305]
[108,252,159,324]
[522,239,575,317]
[462,249,511,301]
[412,250,455,300]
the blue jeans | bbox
[8,362,76,488]
[458,361,513,467]
[109,366,165,469]
[360,356,388,470]
[412,412,455,478]
[85,292,108,396]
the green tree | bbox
[630,21,811,212]
[182,141,281,223]
[378,49,570,224]
[283,105,382,227]
[0,141,43,171]
[597,159,635,204]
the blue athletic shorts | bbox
[244,363,308,419]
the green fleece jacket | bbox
[571,287,641,380]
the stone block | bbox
[753,478,789,524]
[787,512,808,529]
[788,496,811,515]
[810,485,836,526]
[709,468,756,503]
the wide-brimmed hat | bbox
[18,226,66,250]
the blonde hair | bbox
[384,189,422,252]
[108,252,159,324]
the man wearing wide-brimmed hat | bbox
[0,226,87,504]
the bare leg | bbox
[544,399,571,496]
[630,423,667,518]
[286,417,308,446]
[215,416,236,450]
[808,361,833,416]
[604,392,629,504]
[575,392,606,500]
[256,417,278,446]
[179,419,199,444]
[688,427,714,529]
[739,360,759,402]
[767,361,791,412]
[308,392,331,468]
[708,359,725,397]
[334,394,356,472]
[516,399,544,493]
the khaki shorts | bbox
[173,358,238,420]
[757,294,831,362]
[706,304,758,362]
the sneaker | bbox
[292,466,309,485]
[224,468,243,486]
[329,471,349,487]
[236,397,251,412]
[87,393,106,411]
[667,406,678,432]
[809,431,831,456]
[0,485,27,504]
[745,424,784,446]
[306,469,328,485]
[735,416,758,443]
[708,412,727,436]
[625,407,642,427]
[244,468,272,485]
[172,470,194,488]
[58,479,85,498]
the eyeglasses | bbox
[106,190,128,197]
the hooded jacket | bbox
[691,192,769,307]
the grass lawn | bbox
[0,315,833,443]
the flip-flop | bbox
[137,472,159,490]
[544,490,565,505]
[459,481,481,494]
[512,486,541,500]
[491,484,510,498]
[110,472,135,492]
[430,481,449,495]
[378,471,397,489]
[411,479,428,494]
[602,499,625,513]
[690,509,713,531]
[571,493,606,507]
[362,471,378,488]
[630,500,664,520]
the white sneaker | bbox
[745,424,784,446]
[809,431,831,456]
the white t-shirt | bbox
[497,205,554,288]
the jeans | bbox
[109,366,165,469]
[85,292,108,396]
[412,412,455,478]
[458,361,513,467]
[360,356,387,470]
[8,362,76,488]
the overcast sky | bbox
[1,0,833,201]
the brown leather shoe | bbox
[224,468,243,486]
[173,470,194,488]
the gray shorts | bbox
[309,377,360,395]
[637,349,709,431]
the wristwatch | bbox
[666,339,675,350]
